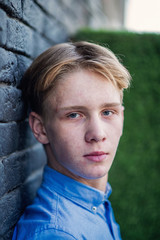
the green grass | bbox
[72,29,160,240]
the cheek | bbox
[56,125,83,143]
[115,116,123,133]
[49,128,79,153]
[109,121,123,143]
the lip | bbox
[83,151,108,162]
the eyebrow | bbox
[100,103,121,108]
[58,103,121,112]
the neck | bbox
[48,159,108,192]
[77,175,108,192]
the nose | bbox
[85,117,106,143]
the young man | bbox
[12,41,131,240]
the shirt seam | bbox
[29,226,77,240]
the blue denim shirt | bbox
[12,166,122,240]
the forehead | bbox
[45,69,121,111]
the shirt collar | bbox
[42,165,112,212]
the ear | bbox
[29,112,49,144]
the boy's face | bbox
[33,69,124,189]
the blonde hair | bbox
[21,41,131,116]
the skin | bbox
[29,69,124,192]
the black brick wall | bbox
[0,0,90,239]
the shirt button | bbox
[92,206,97,211]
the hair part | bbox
[21,41,131,116]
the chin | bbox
[82,169,108,180]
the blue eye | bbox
[103,110,112,116]
[67,113,80,119]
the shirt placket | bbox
[105,201,115,240]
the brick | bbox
[0,48,18,85]
[32,32,51,58]
[18,119,37,151]
[16,55,32,86]
[0,153,22,198]
[0,161,5,198]
[0,168,44,238]
[43,16,68,43]
[35,0,56,17]
[6,18,34,57]
[22,0,44,33]
[0,0,22,19]
[1,152,26,196]
[0,120,38,157]
[42,15,57,42]
[36,0,83,33]
[2,228,14,240]
[0,119,39,157]
[62,0,88,27]
[0,86,25,122]
[0,122,19,158]
[0,9,7,46]
[0,144,46,197]
[22,143,47,176]
[6,17,52,58]
[0,188,22,236]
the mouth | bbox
[83,151,108,162]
